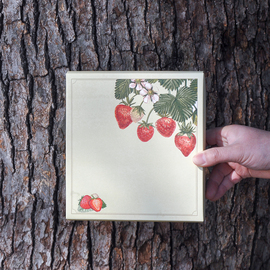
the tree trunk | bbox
[0,0,270,269]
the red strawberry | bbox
[89,198,103,212]
[174,123,196,157]
[79,195,92,209]
[115,104,132,129]
[175,133,196,157]
[137,122,154,142]
[156,117,176,137]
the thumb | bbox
[193,145,240,167]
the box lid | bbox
[66,71,205,222]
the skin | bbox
[192,125,270,201]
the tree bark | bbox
[0,0,270,269]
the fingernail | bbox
[192,153,206,166]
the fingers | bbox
[193,145,241,167]
[206,164,270,201]
[206,125,234,146]
[206,127,224,146]
[248,168,270,179]
[206,163,242,201]
[193,126,241,167]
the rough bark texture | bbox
[0,0,270,269]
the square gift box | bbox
[66,71,205,222]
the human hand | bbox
[193,125,270,201]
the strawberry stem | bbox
[146,108,154,124]
[122,94,136,106]
[126,95,132,105]
[131,93,138,100]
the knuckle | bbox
[207,148,221,164]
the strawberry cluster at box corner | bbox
[114,79,197,157]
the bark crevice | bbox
[0,0,270,269]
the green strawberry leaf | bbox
[158,79,185,91]
[176,86,197,109]
[189,79,197,92]
[192,109,197,125]
[145,79,158,84]
[102,200,107,209]
[115,79,133,100]
[153,86,197,122]
[153,94,174,117]
[78,196,83,206]
[78,205,92,212]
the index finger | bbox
[206,127,229,147]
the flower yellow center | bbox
[135,79,141,84]
[148,89,154,96]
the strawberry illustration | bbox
[174,122,196,157]
[156,117,176,137]
[115,104,132,129]
[130,106,145,123]
[137,121,154,142]
[79,195,92,209]
[89,198,103,212]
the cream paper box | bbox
[66,71,206,222]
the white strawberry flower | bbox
[140,83,159,103]
[129,79,145,91]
